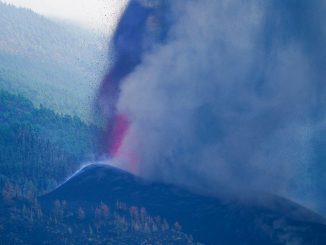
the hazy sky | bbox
[1,0,128,33]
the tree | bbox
[2,182,14,204]
[100,202,110,218]
[174,222,182,231]
[78,207,85,221]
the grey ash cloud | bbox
[113,0,326,214]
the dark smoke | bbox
[98,0,326,214]
[96,0,172,167]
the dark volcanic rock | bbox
[42,163,326,245]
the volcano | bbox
[41,163,326,245]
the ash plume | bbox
[98,0,326,214]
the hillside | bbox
[0,90,199,244]
[0,90,100,197]
[0,195,199,245]
[3,163,326,244]
[42,163,326,245]
[0,2,107,120]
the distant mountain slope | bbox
[0,90,100,196]
[0,2,107,120]
[42,163,326,245]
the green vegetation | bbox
[0,2,108,121]
[0,197,199,245]
[0,90,100,196]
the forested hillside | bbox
[0,197,197,244]
[0,2,108,120]
[0,92,199,245]
[0,90,100,197]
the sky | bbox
[1,0,128,33]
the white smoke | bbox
[114,0,326,213]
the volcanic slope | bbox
[42,163,326,245]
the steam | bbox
[105,0,326,213]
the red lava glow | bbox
[109,114,139,174]
[109,114,129,157]
[97,1,170,174]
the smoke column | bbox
[96,0,172,172]
[97,0,326,214]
